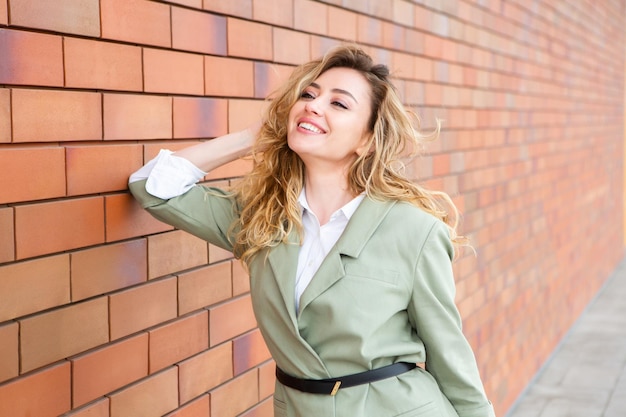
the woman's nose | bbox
[304,98,323,115]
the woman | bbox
[129,45,495,417]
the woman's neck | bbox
[303,170,357,225]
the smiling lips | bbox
[298,121,326,134]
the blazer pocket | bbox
[344,264,399,286]
[274,397,287,417]
[394,401,441,417]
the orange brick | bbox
[148,230,208,279]
[173,97,228,139]
[172,7,227,55]
[294,0,328,35]
[204,0,252,18]
[209,243,233,264]
[0,362,71,417]
[272,29,310,66]
[168,0,201,7]
[210,370,258,417]
[232,260,250,295]
[178,262,232,315]
[258,361,275,399]
[71,240,147,301]
[101,0,171,47]
[109,368,178,417]
[309,36,343,61]
[0,322,18,382]
[328,6,357,41]
[104,193,173,242]
[209,294,256,346]
[149,311,209,373]
[254,62,294,99]
[144,48,204,95]
[9,0,99,36]
[227,18,273,60]
[0,88,10,142]
[0,29,63,86]
[62,398,109,417]
[205,56,255,97]
[205,157,253,180]
[72,334,149,407]
[64,37,142,91]
[103,93,172,140]
[240,398,273,417]
[12,89,102,142]
[0,147,66,204]
[0,0,6,25]
[357,15,383,45]
[142,140,204,161]
[178,342,232,403]
[252,0,293,26]
[66,144,143,196]
[228,99,268,132]
[0,254,70,322]
[0,208,13,263]
[20,298,108,372]
[109,278,177,340]
[164,395,210,417]
[15,198,105,260]
[233,329,271,375]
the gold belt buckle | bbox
[330,381,341,396]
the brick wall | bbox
[0,1,624,416]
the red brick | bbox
[15,198,105,260]
[254,62,294,99]
[294,0,328,35]
[252,0,293,26]
[228,99,268,132]
[205,157,253,180]
[148,230,208,279]
[168,0,201,7]
[0,208,13,263]
[209,295,257,346]
[103,93,172,140]
[0,29,63,86]
[104,193,173,242]
[258,361,275,399]
[240,398,273,417]
[10,0,99,36]
[173,97,228,139]
[101,0,171,47]
[72,334,148,407]
[0,0,6,25]
[165,395,210,417]
[71,240,147,301]
[205,56,255,97]
[232,260,250,295]
[357,15,383,45]
[66,144,143,195]
[149,311,209,373]
[109,368,178,417]
[20,298,108,372]
[204,0,252,18]
[209,243,233,264]
[172,7,227,55]
[0,322,18,382]
[227,18,273,60]
[272,28,310,66]
[178,342,232,403]
[109,278,177,340]
[62,398,109,417]
[210,370,258,417]
[12,89,102,142]
[0,146,66,204]
[328,6,357,41]
[178,262,232,315]
[233,329,271,375]
[0,362,71,417]
[309,36,343,61]
[64,37,142,91]
[0,254,70,322]
[144,48,204,95]
[0,88,8,142]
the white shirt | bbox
[129,150,364,311]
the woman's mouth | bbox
[298,122,325,134]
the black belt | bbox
[275,362,418,396]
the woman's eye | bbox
[300,91,314,99]
[332,101,348,109]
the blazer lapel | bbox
[298,197,396,314]
[267,230,301,325]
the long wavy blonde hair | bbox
[231,45,464,264]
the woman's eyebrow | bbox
[309,82,358,104]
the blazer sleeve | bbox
[128,179,239,253]
[407,221,495,417]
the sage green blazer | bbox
[129,180,495,417]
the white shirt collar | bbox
[298,189,365,221]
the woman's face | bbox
[287,67,373,172]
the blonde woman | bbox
[129,45,495,417]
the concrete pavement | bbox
[505,257,626,417]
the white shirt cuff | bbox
[129,149,207,200]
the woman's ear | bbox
[355,132,374,156]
